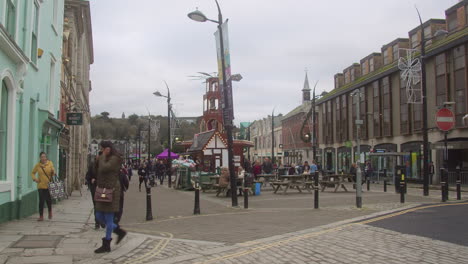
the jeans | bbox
[38,189,52,216]
[96,211,117,240]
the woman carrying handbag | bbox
[31,152,55,221]
[93,141,127,253]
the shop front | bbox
[370,143,398,180]
[337,146,351,173]
[400,141,426,182]
[324,147,335,173]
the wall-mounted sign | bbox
[66,113,83,125]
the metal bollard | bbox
[441,168,447,202]
[367,178,370,191]
[146,186,153,221]
[400,173,405,203]
[194,185,200,215]
[314,172,319,209]
[457,168,461,200]
[384,178,387,192]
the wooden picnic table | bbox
[255,174,277,189]
[272,175,306,194]
[319,174,354,192]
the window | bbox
[369,58,375,72]
[326,101,333,144]
[52,0,59,29]
[344,71,350,84]
[392,44,399,63]
[350,68,355,82]
[6,0,17,38]
[31,1,40,64]
[361,60,368,76]
[382,77,392,136]
[424,26,432,46]
[383,49,389,65]
[453,45,466,127]
[400,78,410,134]
[341,95,348,142]
[372,81,381,137]
[435,53,447,107]
[49,59,56,112]
[447,12,457,32]
[335,98,341,142]
[1,81,8,181]
[360,87,367,139]
[411,33,419,49]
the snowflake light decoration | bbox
[398,48,422,104]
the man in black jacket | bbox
[85,152,104,229]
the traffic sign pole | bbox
[436,107,454,201]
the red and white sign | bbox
[436,108,455,131]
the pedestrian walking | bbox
[86,152,105,229]
[31,152,55,221]
[138,164,147,192]
[127,163,133,182]
[114,165,129,226]
[156,159,166,185]
[93,141,127,253]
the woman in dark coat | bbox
[94,141,127,253]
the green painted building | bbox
[1,0,65,223]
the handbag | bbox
[94,187,113,203]
[41,167,65,200]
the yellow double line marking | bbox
[196,202,468,264]
[124,232,173,264]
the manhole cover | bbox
[11,235,63,248]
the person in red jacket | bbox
[252,160,262,178]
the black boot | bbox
[94,238,111,253]
[113,226,127,245]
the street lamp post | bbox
[416,9,449,196]
[188,0,238,207]
[271,107,275,165]
[351,89,363,208]
[153,82,172,188]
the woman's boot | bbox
[94,238,111,253]
[113,226,127,245]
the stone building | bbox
[250,115,283,164]
[316,0,468,183]
[59,0,93,195]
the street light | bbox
[188,0,238,207]
[416,8,449,196]
[153,81,172,188]
[351,89,363,208]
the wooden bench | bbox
[271,181,290,194]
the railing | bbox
[448,171,468,185]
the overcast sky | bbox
[89,0,457,125]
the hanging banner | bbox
[214,21,234,124]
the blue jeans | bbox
[96,211,116,240]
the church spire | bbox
[302,70,311,102]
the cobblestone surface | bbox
[109,216,468,264]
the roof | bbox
[187,130,216,152]
[282,101,311,120]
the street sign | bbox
[436,108,455,131]
[66,112,82,125]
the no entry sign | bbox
[436,108,455,131]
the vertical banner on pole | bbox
[214,21,234,125]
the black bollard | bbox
[314,172,319,209]
[384,178,387,192]
[441,168,447,202]
[400,173,405,203]
[367,178,370,191]
[244,187,248,209]
[146,186,153,221]
[457,168,461,200]
[194,186,200,215]
[400,182,405,203]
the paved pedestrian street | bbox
[109,205,468,264]
[1,183,467,264]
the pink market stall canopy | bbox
[156,149,179,159]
